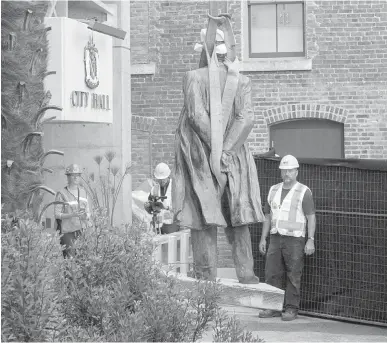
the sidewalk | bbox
[216,304,387,342]
[200,269,387,342]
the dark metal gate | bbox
[250,156,387,326]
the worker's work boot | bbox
[258,309,282,318]
[281,308,298,321]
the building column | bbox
[111,0,131,225]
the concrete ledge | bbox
[174,273,284,311]
[240,58,312,72]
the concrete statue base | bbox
[173,273,285,312]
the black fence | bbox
[250,157,387,326]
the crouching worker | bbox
[144,163,178,235]
[54,164,91,258]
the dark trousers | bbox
[60,230,81,258]
[161,222,179,235]
[190,225,256,282]
[265,234,305,310]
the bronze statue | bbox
[173,14,265,283]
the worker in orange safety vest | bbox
[259,155,316,321]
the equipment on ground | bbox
[148,194,167,234]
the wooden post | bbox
[180,231,190,274]
[153,243,162,264]
[168,235,178,272]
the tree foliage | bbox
[1,1,63,218]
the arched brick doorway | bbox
[270,119,344,158]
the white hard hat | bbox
[194,28,227,54]
[279,155,299,169]
[200,28,225,42]
[154,163,171,179]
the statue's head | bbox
[194,28,228,62]
[195,14,236,67]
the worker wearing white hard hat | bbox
[258,154,316,321]
[144,163,178,235]
[278,154,300,169]
[54,164,91,258]
[153,162,171,180]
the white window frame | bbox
[241,0,312,72]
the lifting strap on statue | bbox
[220,15,239,136]
[201,14,240,188]
[203,38,223,188]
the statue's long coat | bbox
[173,64,265,230]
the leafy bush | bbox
[1,208,263,342]
[212,309,264,342]
[59,211,221,342]
[1,211,65,342]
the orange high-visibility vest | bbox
[268,182,309,237]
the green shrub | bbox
[59,211,222,342]
[1,208,263,342]
[1,211,65,342]
[212,309,264,342]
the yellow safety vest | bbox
[56,187,90,233]
[268,182,309,237]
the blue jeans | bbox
[265,234,305,310]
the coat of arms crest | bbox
[84,36,99,89]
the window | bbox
[270,119,344,158]
[248,1,305,58]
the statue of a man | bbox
[173,14,265,283]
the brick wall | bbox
[131,1,210,170]
[130,1,149,63]
[244,0,387,158]
[131,0,387,163]
[131,115,156,189]
[130,0,387,267]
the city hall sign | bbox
[44,17,113,123]
[70,37,111,111]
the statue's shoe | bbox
[239,275,260,284]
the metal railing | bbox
[152,229,192,274]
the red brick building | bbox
[130,1,386,266]
[130,0,387,189]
